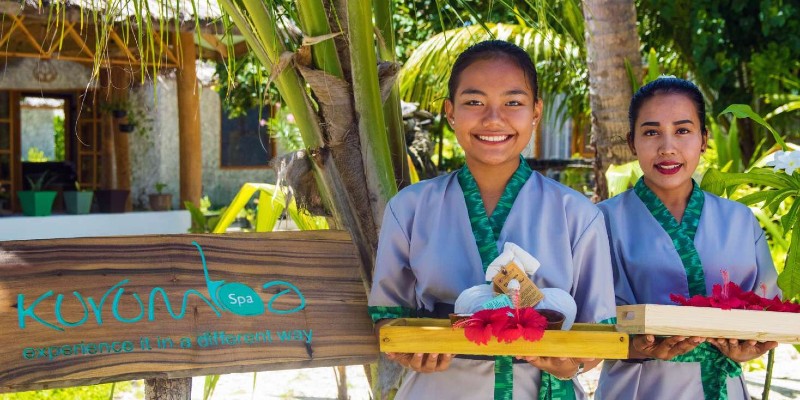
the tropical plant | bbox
[700,105,798,302]
[212,183,328,233]
[154,182,168,194]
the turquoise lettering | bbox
[147,288,220,320]
[18,291,62,331]
[112,287,144,323]
[87,280,130,326]
[262,281,306,314]
[54,292,89,327]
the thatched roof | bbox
[0,0,246,65]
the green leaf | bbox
[764,188,795,216]
[720,104,787,151]
[778,216,800,300]
[646,48,661,84]
[204,374,220,400]
[736,190,776,206]
[781,199,800,233]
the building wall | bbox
[0,58,95,91]
[129,75,276,210]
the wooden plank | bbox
[379,319,628,359]
[616,304,800,343]
[0,230,378,393]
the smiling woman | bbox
[596,77,781,400]
[368,40,616,400]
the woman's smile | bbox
[654,161,682,175]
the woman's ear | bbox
[533,98,544,127]
[444,99,455,126]
[701,130,709,153]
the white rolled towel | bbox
[453,284,495,314]
[485,242,541,281]
[535,288,577,330]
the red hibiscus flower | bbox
[670,270,800,313]
[516,307,548,342]
[454,307,548,345]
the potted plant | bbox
[17,172,57,216]
[63,182,94,215]
[148,182,173,211]
[95,189,130,213]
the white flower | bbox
[765,150,800,175]
[765,150,785,172]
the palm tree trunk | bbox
[582,0,641,200]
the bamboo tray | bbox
[379,318,629,358]
[616,304,800,343]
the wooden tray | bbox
[616,304,800,343]
[379,318,629,358]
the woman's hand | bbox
[385,352,454,373]
[517,357,597,380]
[629,335,705,360]
[707,339,778,363]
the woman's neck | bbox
[646,179,694,223]
[467,159,519,217]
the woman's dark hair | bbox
[447,40,538,102]
[628,77,707,142]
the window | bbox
[220,105,274,168]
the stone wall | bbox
[129,74,276,210]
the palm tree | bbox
[582,0,642,200]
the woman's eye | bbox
[465,100,483,106]
[506,100,523,106]
[677,128,691,134]
[643,130,658,136]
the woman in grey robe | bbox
[595,77,780,400]
[368,40,616,400]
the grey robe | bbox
[369,171,616,399]
[595,189,779,400]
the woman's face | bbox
[631,93,707,198]
[444,57,542,171]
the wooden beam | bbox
[176,32,201,208]
[111,67,132,211]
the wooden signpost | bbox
[0,230,378,393]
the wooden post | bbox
[99,69,116,190]
[145,377,191,400]
[111,67,132,211]
[176,32,202,208]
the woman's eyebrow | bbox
[459,88,486,96]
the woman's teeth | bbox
[478,135,510,142]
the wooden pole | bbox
[176,32,202,208]
[145,377,191,400]
[99,69,116,190]
[111,67,132,211]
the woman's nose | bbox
[482,106,503,126]
[658,134,677,154]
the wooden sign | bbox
[0,230,378,393]
[616,304,800,343]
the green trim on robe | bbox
[368,306,415,323]
[633,178,741,400]
[458,158,576,400]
